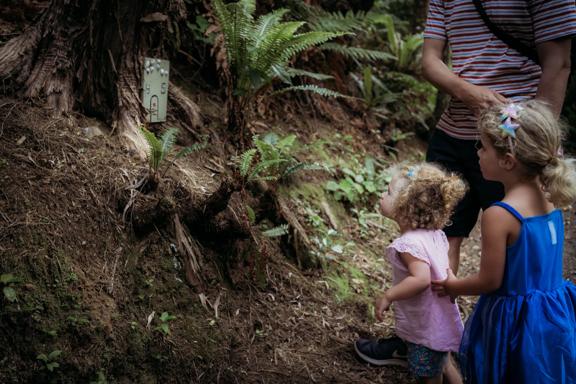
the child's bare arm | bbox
[375,252,430,321]
[386,252,431,301]
[433,206,509,296]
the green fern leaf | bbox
[239,148,257,177]
[307,9,368,33]
[275,134,296,151]
[285,68,334,81]
[277,31,347,67]
[254,136,278,162]
[283,162,325,177]
[262,224,289,237]
[252,8,289,48]
[320,43,396,62]
[249,158,288,181]
[160,127,179,164]
[273,84,348,98]
[251,21,307,75]
[174,142,206,160]
[140,126,163,171]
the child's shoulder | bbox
[394,228,445,243]
[388,229,447,258]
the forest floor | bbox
[2,95,574,384]
[1,6,576,384]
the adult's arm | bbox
[422,38,507,116]
[536,38,572,117]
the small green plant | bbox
[239,133,323,183]
[325,156,390,205]
[37,350,62,372]
[1,273,20,302]
[140,126,205,189]
[67,315,90,327]
[327,273,352,303]
[351,66,396,117]
[380,14,423,72]
[90,370,108,384]
[261,224,289,238]
[155,311,176,335]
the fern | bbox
[273,84,348,98]
[283,162,324,178]
[160,127,179,164]
[140,126,206,187]
[308,10,368,33]
[284,68,334,81]
[211,0,344,101]
[140,126,164,172]
[262,224,289,237]
[320,43,395,62]
[174,142,207,160]
[237,133,325,183]
[239,148,257,177]
[249,158,289,181]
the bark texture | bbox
[0,0,201,155]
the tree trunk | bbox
[0,0,201,156]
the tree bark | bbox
[0,0,201,156]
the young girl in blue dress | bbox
[432,100,576,383]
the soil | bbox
[1,7,575,384]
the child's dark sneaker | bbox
[354,336,408,367]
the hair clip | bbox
[499,104,523,138]
[406,167,416,178]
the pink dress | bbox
[387,229,463,352]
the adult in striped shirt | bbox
[423,0,576,274]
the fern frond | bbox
[252,8,289,48]
[285,68,333,81]
[249,158,288,181]
[320,43,396,62]
[283,162,325,177]
[262,224,289,237]
[254,136,279,161]
[273,84,348,98]
[212,0,252,71]
[239,148,257,177]
[160,127,179,164]
[251,21,307,74]
[308,10,367,33]
[174,142,206,160]
[275,134,296,151]
[276,31,347,68]
[240,0,256,15]
[140,126,163,171]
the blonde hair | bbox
[478,100,576,207]
[391,163,467,230]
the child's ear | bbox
[498,153,516,171]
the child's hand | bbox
[374,294,391,321]
[431,268,458,303]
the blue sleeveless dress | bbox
[459,202,576,384]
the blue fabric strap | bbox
[492,201,524,221]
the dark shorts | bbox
[406,341,448,378]
[426,129,504,237]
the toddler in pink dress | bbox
[355,163,467,384]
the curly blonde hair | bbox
[391,163,467,230]
[478,100,576,207]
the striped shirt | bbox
[425,0,576,139]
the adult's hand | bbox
[422,38,508,117]
[456,83,508,116]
